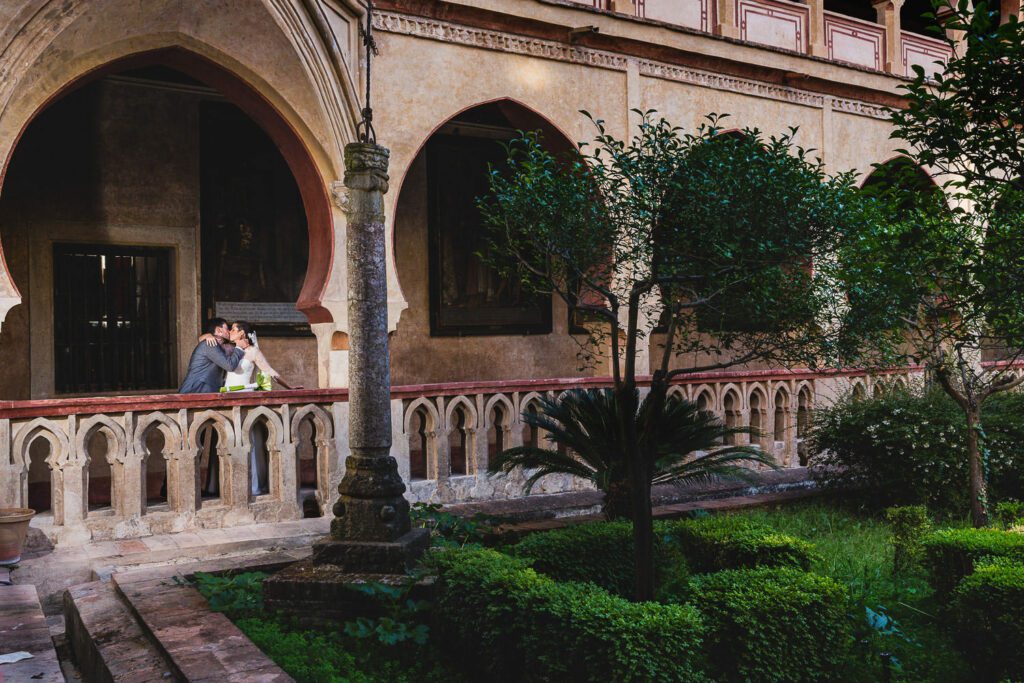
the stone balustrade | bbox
[573,0,964,77]
[0,368,915,545]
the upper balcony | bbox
[568,0,954,78]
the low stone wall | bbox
[0,369,914,545]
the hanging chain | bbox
[356,0,378,144]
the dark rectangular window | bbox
[53,244,175,394]
[427,133,552,336]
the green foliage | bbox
[995,500,1024,529]
[810,387,1024,513]
[428,547,708,683]
[949,557,1024,682]
[490,388,774,519]
[886,505,932,574]
[921,527,1024,596]
[409,502,499,548]
[508,520,690,600]
[342,580,430,646]
[193,571,266,615]
[668,514,818,573]
[688,566,851,683]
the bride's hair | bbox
[234,320,257,346]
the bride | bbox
[201,321,296,495]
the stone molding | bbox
[374,10,891,119]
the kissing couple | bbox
[179,317,296,395]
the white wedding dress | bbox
[224,347,279,495]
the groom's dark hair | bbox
[205,317,229,335]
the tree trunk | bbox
[618,384,655,602]
[604,478,633,520]
[965,408,989,528]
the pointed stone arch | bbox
[134,412,183,454]
[242,406,286,449]
[0,0,355,330]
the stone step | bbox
[63,581,177,683]
[112,574,292,682]
[0,583,64,682]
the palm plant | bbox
[489,388,776,520]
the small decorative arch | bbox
[134,412,183,454]
[773,386,791,443]
[851,380,868,401]
[75,415,128,465]
[405,398,439,481]
[187,410,236,448]
[444,395,479,433]
[693,385,716,413]
[242,406,286,449]
[722,389,742,445]
[445,396,478,476]
[484,394,515,462]
[517,391,546,449]
[290,404,333,443]
[796,384,814,466]
[12,418,69,472]
[748,386,768,449]
[666,385,687,401]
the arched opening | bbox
[408,406,431,481]
[797,387,812,466]
[748,389,766,449]
[27,437,53,513]
[142,427,168,509]
[448,405,472,476]
[723,391,741,446]
[824,0,876,23]
[521,401,541,450]
[773,389,789,443]
[86,430,114,513]
[873,382,885,399]
[852,382,867,401]
[195,420,228,505]
[0,49,331,399]
[390,99,577,385]
[487,402,510,463]
[248,418,272,498]
[861,157,940,217]
[296,415,318,495]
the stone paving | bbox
[0,584,64,682]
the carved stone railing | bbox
[0,367,918,544]
[0,390,347,544]
[391,367,918,504]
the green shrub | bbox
[885,505,931,574]
[509,520,688,599]
[995,499,1024,529]
[810,388,1024,514]
[950,558,1024,682]
[921,527,1024,595]
[428,548,707,683]
[667,515,818,573]
[688,566,851,683]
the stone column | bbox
[874,0,905,74]
[312,143,429,572]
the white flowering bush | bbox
[810,388,1024,514]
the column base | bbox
[263,557,435,623]
[310,527,430,574]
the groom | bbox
[179,317,243,394]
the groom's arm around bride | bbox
[179,318,243,394]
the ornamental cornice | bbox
[374,10,891,120]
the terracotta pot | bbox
[0,508,35,565]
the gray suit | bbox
[179,343,244,394]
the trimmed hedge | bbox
[921,527,1024,595]
[429,548,708,683]
[950,558,1024,682]
[668,515,817,573]
[509,517,815,601]
[509,520,688,598]
[688,566,851,683]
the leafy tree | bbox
[479,111,867,600]
[840,1,1024,527]
[488,388,774,520]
